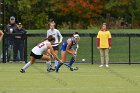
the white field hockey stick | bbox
[74,44,79,57]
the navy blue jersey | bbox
[61,37,76,51]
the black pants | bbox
[5,39,13,62]
[13,41,24,61]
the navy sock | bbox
[56,62,63,72]
[68,57,75,67]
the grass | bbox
[0,63,140,93]
[0,29,140,93]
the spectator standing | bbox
[96,24,112,67]
[5,16,17,62]
[46,21,63,68]
[13,23,27,61]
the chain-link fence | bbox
[1,33,140,64]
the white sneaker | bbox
[106,65,109,67]
[99,65,103,67]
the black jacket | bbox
[13,28,27,42]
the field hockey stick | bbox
[71,44,79,71]
[74,44,79,57]
[64,44,79,71]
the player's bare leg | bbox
[54,50,59,68]
[20,56,36,73]
[41,55,55,72]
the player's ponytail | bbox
[41,35,55,42]
[41,38,48,42]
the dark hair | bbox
[73,32,79,36]
[42,35,55,42]
[48,35,55,42]
[74,32,78,34]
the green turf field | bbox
[0,63,140,93]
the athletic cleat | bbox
[106,65,109,67]
[69,67,74,71]
[73,67,78,71]
[99,65,103,67]
[55,70,59,73]
[55,68,59,73]
[47,68,55,72]
[20,69,25,73]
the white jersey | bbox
[31,40,50,55]
[47,29,63,46]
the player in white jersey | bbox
[47,21,63,68]
[20,35,62,73]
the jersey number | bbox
[38,43,45,48]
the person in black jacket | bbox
[5,16,17,62]
[13,22,27,61]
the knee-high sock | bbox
[46,61,51,70]
[55,60,58,67]
[22,61,31,70]
[56,62,63,72]
[68,57,75,67]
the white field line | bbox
[76,75,104,77]
[0,86,124,91]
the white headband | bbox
[73,34,80,38]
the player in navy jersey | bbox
[56,32,80,72]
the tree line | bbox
[1,0,140,29]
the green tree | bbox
[4,0,49,29]
[104,0,140,28]
[52,0,104,29]
[3,0,140,29]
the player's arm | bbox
[48,43,61,62]
[46,31,49,38]
[57,30,63,43]
[66,40,74,55]
[45,49,54,59]
[46,49,51,55]
[0,31,4,41]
